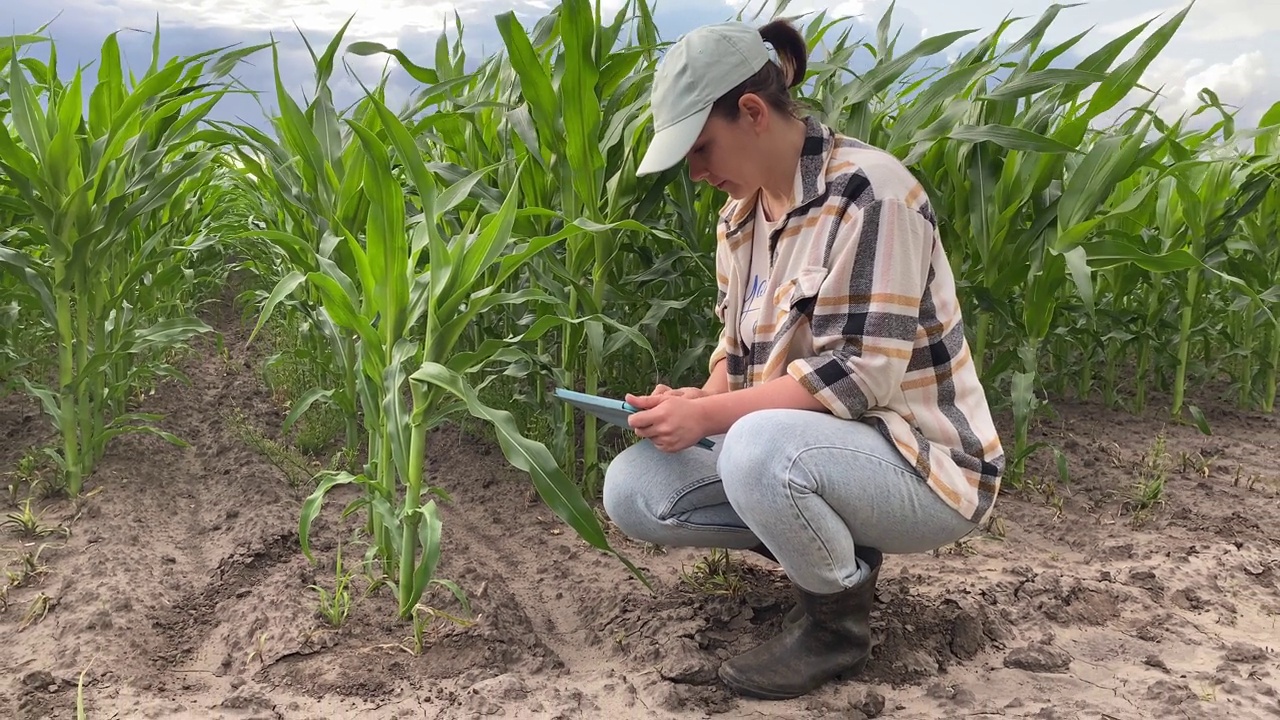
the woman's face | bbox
[684,97,770,200]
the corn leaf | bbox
[409,361,652,591]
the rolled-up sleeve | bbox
[786,198,933,419]
[707,236,733,375]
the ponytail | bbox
[759,19,808,89]
[710,19,810,120]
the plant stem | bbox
[1172,234,1203,417]
[54,257,82,496]
[973,311,989,379]
[399,402,428,619]
[1265,319,1279,413]
[1239,309,1253,409]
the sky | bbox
[2,0,1277,131]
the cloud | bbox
[719,0,904,28]
[1140,51,1274,124]
[1100,0,1280,42]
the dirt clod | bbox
[659,637,720,685]
[1225,642,1271,664]
[1003,642,1073,673]
[856,688,886,717]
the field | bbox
[1,0,1279,718]
[1,280,1278,719]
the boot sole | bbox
[717,657,869,700]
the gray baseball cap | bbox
[636,22,771,175]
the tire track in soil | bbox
[0,289,309,718]
[426,433,664,698]
[150,530,299,671]
[436,451,594,675]
[112,295,307,704]
[427,430,796,719]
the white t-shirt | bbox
[739,199,783,354]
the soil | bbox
[1,289,1278,720]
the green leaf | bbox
[407,500,444,614]
[1084,3,1191,120]
[847,29,977,105]
[283,387,336,436]
[947,124,1080,154]
[7,48,51,163]
[248,270,308,345]
[130,317,214,354]
[1074,239,1199,272]
[307,271,385,368]
[442,162,524,313]
[495,12,560,150]
[983,69,1107,100]
[0,246,55,325]
[346,41,440,85]
[299,471,359,562]
[1185,404,1212,436]
[559,0,604,210]
[409,362,652,591]
[1063,245,1094,313]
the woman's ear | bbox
[738,93,770,133]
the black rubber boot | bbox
[718,547,882,700]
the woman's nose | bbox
[687,157,706,182]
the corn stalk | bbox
[279,87,648,617]
[0,29,265,494]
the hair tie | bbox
[764,41,779,65]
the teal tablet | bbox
[553,387,715,450]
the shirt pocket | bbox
[780,265,829,316]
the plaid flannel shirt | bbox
[707,116,1004,524]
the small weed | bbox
[5,448,60,504]
[19,591,53,630]
[310,544,354,628]
[1,498,65,539]
[245,632,269,666]
[1232,468,1276,494]
[226,409,315,488]
[680,548,745,597]
[934,536,980,557]
[258,318,348,456]
[1178,450,1214,478]
[400,603,476,656]
[7,543,52,588]
[641,542,667,556]
[1124,432,1170,524]
[984,514,1007,540]
[74,658,94,720]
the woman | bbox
[602,19,1005,700]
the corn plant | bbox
[263,85,648,618]
[0,30,267,495]
[353,0,670,492]
[798,3,1202,477]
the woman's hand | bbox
[625,384,708,409]
[625,395,710,453]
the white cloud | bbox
[1140,51,1269,119]
[1100,0,1280,42]
[48,0,535,47]
[723,0,871,22]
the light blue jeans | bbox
[602,408,978,593]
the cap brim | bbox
[636,105,712,176]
